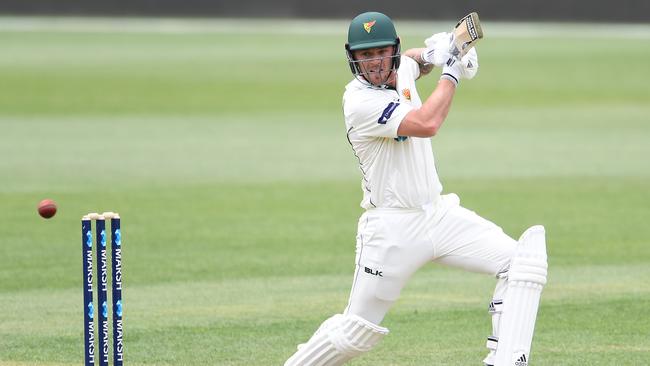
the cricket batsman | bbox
[284,11,548,366]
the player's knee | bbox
[509,225,548,286]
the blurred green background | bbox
[0,18,649,365]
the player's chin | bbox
[367,72,388,86]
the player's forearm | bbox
[418,79,456,134]
[403,48,434,77]
[397,80,456,137]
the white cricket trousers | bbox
[344,193,517,324]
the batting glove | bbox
[421,32,453,67]
[440,57,463,86]
[441,46,479,86]
[459,47,479,80]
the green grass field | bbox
[1,17,649,365]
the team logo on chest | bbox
[402,88,411,101]
[363,20,376,33]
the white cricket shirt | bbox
[343,56,443,209]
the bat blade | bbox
[450,12,483,59]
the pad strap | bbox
[488,299,503,315]
[486,336,498,351]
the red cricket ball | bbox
[38,199,57,219]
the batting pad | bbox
[284,314,389,366]
[494,225,547,366]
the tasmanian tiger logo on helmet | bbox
[363,20,376,33]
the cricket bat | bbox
[450,12,483,59]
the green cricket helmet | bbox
[345,12,401,86]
